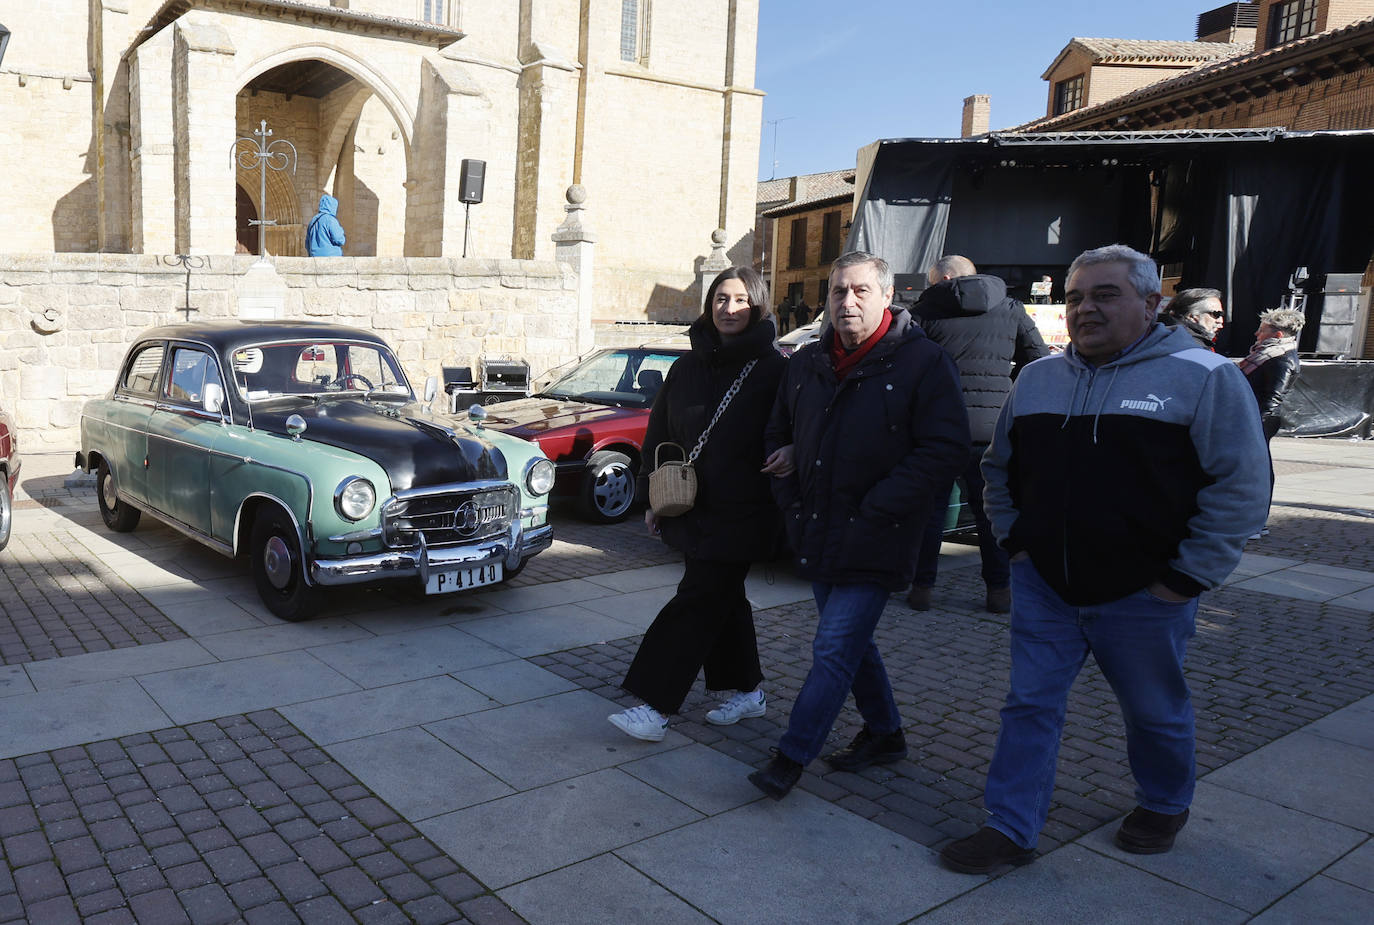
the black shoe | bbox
[907,586,932,610]
[1114,806,1189,854]
[748,748,803,801]
[939,827,1035,874]
[824,726,908,772]
[985,586,1011,614]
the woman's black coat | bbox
[641,313,786,562]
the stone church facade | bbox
[0,0,762,320]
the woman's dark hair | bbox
[704,266,771,332]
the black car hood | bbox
[253,399,507,492]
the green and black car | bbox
[77,320,555,621]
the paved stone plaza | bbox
[1,439,1371,923]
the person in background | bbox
[607,266,788,742]
[794,298,812,331]
[1160,287,1225,350]
[305,194,346,257]
[747,251,969,799]
[1237,307,1305,538]
[909,255,1049,614]
[940,244,1269,874]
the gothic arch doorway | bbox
[236,56,411,257]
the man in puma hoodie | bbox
[940,244,1269,875]
[910,256,1049,613]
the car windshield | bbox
[538,349,680,408]
[228,340,411,402]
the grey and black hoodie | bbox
[982,322,1270,606]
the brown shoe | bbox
[906,586,932,611]
[985,586,1011,613]
[939,827,1035,874]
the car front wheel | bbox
[579,450,636,523]
[251,508,319,622]
[96,460,141,532]
[0,477,11,552]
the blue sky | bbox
[755,0,1233,179]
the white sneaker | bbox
[705,689,766,726]
[608,704,668,742]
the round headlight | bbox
[335,477,376,521]
[525,458,556,496]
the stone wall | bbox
[0,255,580,451]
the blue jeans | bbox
[778,582,901,765]
[914,445,1010,590]
[984,559,1198,849]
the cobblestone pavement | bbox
[0,712,512,925]
[536,497,1374,853]
[3,447,1371,921]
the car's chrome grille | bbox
[383,486,516,548]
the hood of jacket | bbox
[252,398,506,493]
[915,274,1008,318]
[316,194,339,216]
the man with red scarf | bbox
[749,251,970,799]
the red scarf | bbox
[830,309,893,381]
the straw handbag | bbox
[648,360,756,517]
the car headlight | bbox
[525,457,556,496]
[334,477,376,521]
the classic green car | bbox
[76,321,555,621]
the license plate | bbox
[425,562,503,594]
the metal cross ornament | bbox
[230,120,298,257]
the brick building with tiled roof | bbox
[755,169,856,322]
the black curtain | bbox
[849,144,956,276]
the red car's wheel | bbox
[579,450,636,523]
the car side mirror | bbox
[467,404,487,426]
[203,383,224,416]
[423,375,438,404]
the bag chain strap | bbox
[686,359,756,465]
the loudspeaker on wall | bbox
[459,159,485,204]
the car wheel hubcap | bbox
[102,474,117,510]
[594,464,633,516]
[263,535,294,590]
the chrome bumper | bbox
[309,521,553,587]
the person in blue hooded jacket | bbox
[305,194,346,256]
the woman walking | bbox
[608,266,788,741]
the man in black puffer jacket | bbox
[746,251,970,800]
[910,256,1050,614]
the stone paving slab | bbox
[0,679,173,759]
[1206,731,1374,833]
[498,854,713,925]
[1080,781,1367,913]
[915,844,1249,924]
[418,768,704,890]
[615,791,969,925]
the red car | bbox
[481,343,687,522]
[0,401,19,551]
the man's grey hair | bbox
[1259,307,1306,336]
[1166,287,1223,320]
[831,251,894,293]
[928,255,977,283]
[1066,244,1160,298]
